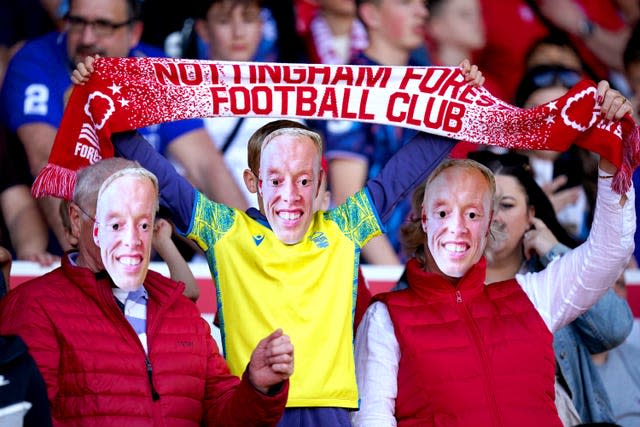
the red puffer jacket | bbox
[377,258,561,427]
[0,253,287,427]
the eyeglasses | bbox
[531,68,582,90]
[65,15,133,37]
[74,202,96,223]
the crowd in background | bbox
[0,0,639,426]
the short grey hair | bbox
[74,158,140,216]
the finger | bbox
[41,254,60,266]
[267,336,293,357]
[73,64,88,84]
[77,61,91,77]
[270,362,293,376]
[529,217,547,230]
[88,54,97,71]
[553,187,580,209]
[544,175,568,193]
[459,58,471,74]
[600,89,624,121]
[257,328,284,349]
[466,64,479,81]
[35,255,52,267]
[608,96,627,121]
[613,97,632,120]
[267,353,293,366]
[596,80,610,105]
[266,328,284,341]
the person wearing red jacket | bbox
[0,159,293,427]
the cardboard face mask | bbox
[422,167,492,278]
[93,174,155,290]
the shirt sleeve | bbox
[365,132,455,223]
[155,118,205,155]
[112,131,196,232]
[516,172,636,333]
[1,40,63,131]
[353,301,399,427]
[569,289,634,354]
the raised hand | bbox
[152,218,173,252]
[541,175,581,214]
[597,80,633,121]
[71,54,99,85]
[459,58,485,87]
[523,217,560,260]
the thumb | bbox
[257,328,283,349]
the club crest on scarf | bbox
[31,58,639,202]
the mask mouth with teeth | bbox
[93,173,156,291]
[258,132,322,246]
[421,164,494,280]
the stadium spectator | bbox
[473,151,633,424]
[515,64,598,241]
[476,0,634,102]
[0,161,293,426]
[593,270,640,427]
[194,0,293,208]
[300,0,367,64]
[0,0,247,254]
[425,0,485,67]
[312,0,436,265]
[0,123,58,266]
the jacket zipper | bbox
[455,289,503,426]
[99,277,164,403]
[146,356,160,401]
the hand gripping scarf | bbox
[32,57,640,200]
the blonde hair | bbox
[97,167,160,216]
[247,120,323,176]
[426,158,496,197]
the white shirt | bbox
[353,174,636,426]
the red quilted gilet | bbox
[376,258,562,427]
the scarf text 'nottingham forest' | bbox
[32,57,640,200]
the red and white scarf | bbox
[33,57,640,200]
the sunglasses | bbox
[530,68,582,90]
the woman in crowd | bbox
[471,150,634,425]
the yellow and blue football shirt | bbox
[187,188,383,408]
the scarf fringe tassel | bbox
[613,122,640,195]
[31,163,77,201]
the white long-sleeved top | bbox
[353,174,636,427]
